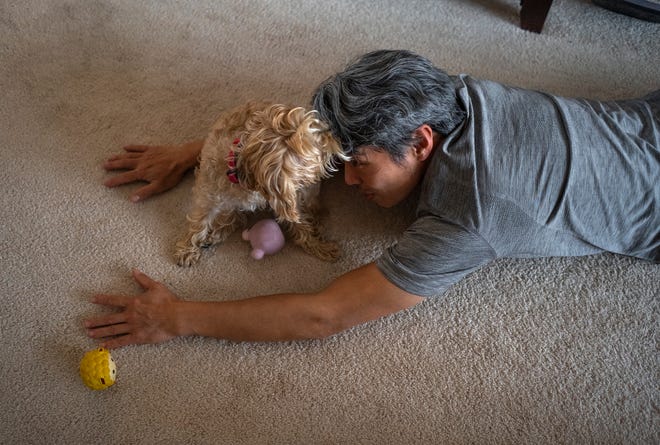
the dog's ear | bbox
[268,185,300,224]
[256,166,300,223]
[292,110,348,178]
[315,128,346,176]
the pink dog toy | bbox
[242,219,285,260]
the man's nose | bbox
[344,163,361,185]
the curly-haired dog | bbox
[174,102,347,267]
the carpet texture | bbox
[1,1,658,444]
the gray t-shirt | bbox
[377,75,659,297]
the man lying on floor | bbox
[86,49,659,347]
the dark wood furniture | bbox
[520,0,660,33]
[520,0,554,33]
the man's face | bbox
[343,146,426,208]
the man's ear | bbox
[413,124,435,161]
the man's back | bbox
[421,76,659,261]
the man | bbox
[86,50,659,348]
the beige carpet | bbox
[1,1,659,443]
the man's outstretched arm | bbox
[85,264,424,348]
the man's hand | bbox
[103,141,202,202]
[85,269,182,349]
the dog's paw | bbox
[306,240,341,262]
[174,246,202,267]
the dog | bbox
[174,101,347,267]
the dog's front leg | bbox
[174,203,217,267]
[284,217,341,262]
[175,206,245,267]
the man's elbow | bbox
[302,308,354,340]
[301,315,340,340]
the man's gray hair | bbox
[313,49,466,162]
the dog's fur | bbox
[174,101,347,266]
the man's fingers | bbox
[122,145,150,153]
[131,182,161,202]
[103,155,141,171]
[85,312,126,329]
[92,293,130,308]
[103,170,141,188]
[86,322,131,339]
[132,269,158,290]
[102,334,137,350]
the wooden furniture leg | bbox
[520,0,554,33]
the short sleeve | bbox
[376,215,497,297]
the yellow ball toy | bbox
[79,347,117,390]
